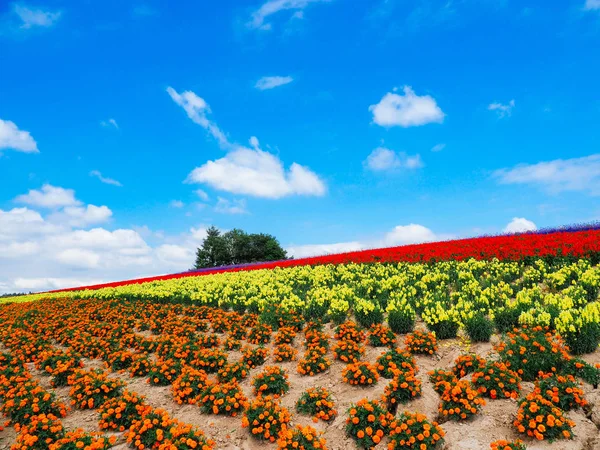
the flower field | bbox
[1,232,600,449]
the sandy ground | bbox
[0,323,598,450]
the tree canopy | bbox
[194,226,288,269]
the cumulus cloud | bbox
[365,147,423,171]
[50,205,113,228]
[287,223,444,258]
[169,200,184,208]
[187,142,326,198]
[488,99,515,118]
[503,217,537,234]
[12,277,106,292]
[0,119,39,153]
[0,241,39,259]
[584,0,600,10]
[156,244,194,265]
[384,224,438,246]
[287,241,364,258]
[255,76,294,90]
[369,86,445,128]
[55,248,101,268]
[90,170,122,187]
[15,184,80,208]
[493,154,600,196]
[168,88,326,199]
[12,3,62,29]
[431,143,446,152]
[0,219,157,293]
[247,0,330,30]
[0,207,61,241]
[0,186,218,293]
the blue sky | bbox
[1,0,599,292]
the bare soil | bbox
[1,323,598,450]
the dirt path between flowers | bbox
[1,324,599,450]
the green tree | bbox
[194,226,229,268]
[193,227,287,269]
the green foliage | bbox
[194,226,287,269]
[562,322,600,355]
[464,313,494,342]
[494,307,522,333]
[387,309,415,334]
[427,319,459,340]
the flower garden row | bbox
[8,257,600,356]
[0,295,599,449]
[19,225,600,296]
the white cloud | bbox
[0,215,161,293]
[167,87,229,149]
[384,224,437,246]
[187,141,326,198]
[247,0,330,30]
[12,277,106,292]
[0,119,39,153]
[584,0,600,10]
[156,244,194,265]
[0,187,215,293]
[287,241,363,258]
[366,147,400,170]
[503,217,537,234]
[51,205,113,228]
[55,248,101,268]
[195,189,209,201]
[369,86,445,128]
[215,197,248,214]
[0,241,39,259]
[493,154,600,196]
[168,87,327,199]
[190,226,208,243]
[431,143,446,152]
[100,119,119,129]
[0,207,61,241]
[287,223,444,258]
[365,147,423,171]
[488,99,515,118]
[15,184,80,208]
[90,170,122,187]
[169,200,185,208]
[52,228,150,254]
[12,3,61,29]
[255,76,294,90]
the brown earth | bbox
[0,324,598,450]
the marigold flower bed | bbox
[1,250,600,449]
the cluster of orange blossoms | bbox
[273,344,298,362]
[342,362,380,386]
[295,387,337,423]
[241,396,291,442]
[439,380,486,421]
[404,330,438,355]
[367,324,397,347]
[387,411,445,450]
[345,399,393,449]
[252,365,290,397]
[514,391,575,441]
[277,425,328,450]
[471,361,521,400]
